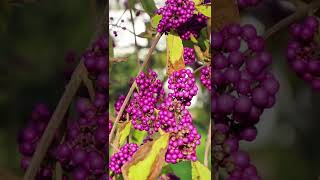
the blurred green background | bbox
[1,0,320,179]
[0,0,106,177]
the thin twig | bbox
[55,162,63,180]
[129,8,140,66]
[110,57,129,63]
[204,120,211,167]
[108,33,162,143]
[264,0,320,40]
[115,9,128,25]
[109,24,146,38]
[81,73,95,101]
[110,143,120,152]
[23,4,108,180]
[194,65,206,74]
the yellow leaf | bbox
[192,0,202,5]
[151,14,162,29]
[195,5,211,17]
[191,161,211,180]
[167,33,183,65]
[122,133,170,180]
[166,33,185,75]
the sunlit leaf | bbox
[195,5,211,17]
[192,0,202,5]
[167,33,183,64]
[119,121,132,146]
[151,14,162,29]
[140,0,157,16]
[122,133,170,180]
[166,33,185,75]
[167,33,185,74]
[114,121,132,147]
[191,161,211,180]
[131,129,148,144]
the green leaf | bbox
[195,5,211,17]
[140,0,157,16]
[167,33,183,65]
[122,133,170,180]
[191,161,211,180]
[131,129,148,144]
[119,121,132,146]
[151,14,162,29]
[192,0,202,5]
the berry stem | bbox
[110,57,129,62]
[23,4,108,180]
[55,162,63,180]
[194,65,206,74]
[129,7,140,66]
[264,0,320,40]
[204,120,211,167]
[81,72,96,101]
[108,33,162,144]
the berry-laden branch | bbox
[23,4,108,180]
[264,0,320,40]
[108,33,162,144]
[81,72,96,101]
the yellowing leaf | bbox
[167,33,183,64]
[131,129,148,144]
[151,14,162,29]
[122,133,170,180]
[166,33,185,75]
[119,121,132,146]
[191,161,211,180]
[195,5,211,17]
[192,0,202,5]
[114,121,132,147]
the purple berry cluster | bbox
[177,13,208,40]
[166,123,201,163]
[157,96,192,132]
[212,23,280,179]
[156,0,195,33]
[125,70,165,134]
[237,0,261,9]
[157,69,200,163]
[114,95,127,121]
[83,35,108,90]
[183,47,196,65]
[109,143,138,174]
[53,94,108,179]
[113,68,201,164]
[286,16,320,91]
[213,124,261,180]
[18,103,57,179]
[200,66,211,91]
[168,69,198,106]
